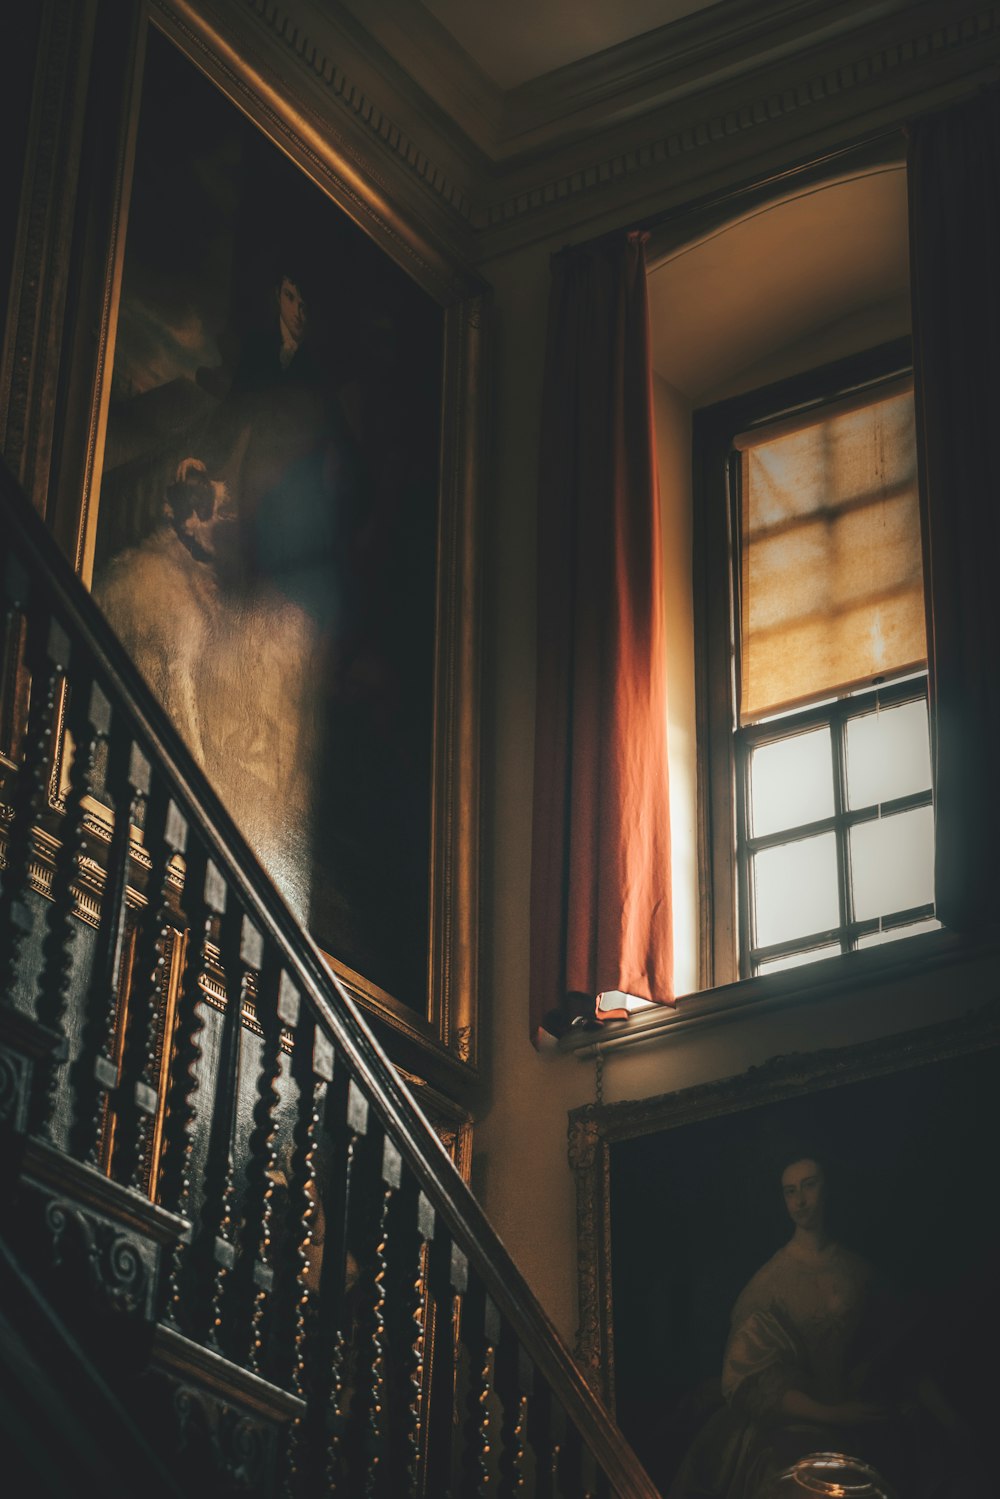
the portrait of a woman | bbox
[666,1149,987,1499]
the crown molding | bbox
[336,0,505,149]
[308,1,922,158]
[240,0,484,229]
[231,0,1000,262]
[497,0,916,149]
[473,1,1000,248]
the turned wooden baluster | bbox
[157,837,214,1330]
[70,725,150,1167]
[229,951,286,1371]
[250,968,305,1376]
[264,999,311,1389]
[112,771,177,1191]
[422,1229,466,1499]
[368,1170,430,1499]
[276,1009,336,1492]
[31,669,110,1141]
[457,1279,499,1497]
[360,1132,403,1495]
[495,1332,531,1497]
[324,1077,374,1496]
[0,586,69,1008]
[194,893,252,1350]
[525,1366,555,1499]
[549,1401,577,1498]
[407,1191,437,1495]
[201,909,265,1356]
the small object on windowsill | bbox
[536,996,622,1052]
[536,1003,593,1053]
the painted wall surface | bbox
[472,240,595,1341]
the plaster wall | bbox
[472,239,594,1342]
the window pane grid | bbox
[744,786,933,854]
[748,902,936,966]
[737,679,934,975]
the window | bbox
[695,340,938,984]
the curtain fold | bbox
[908,88,1000,932]
[530,231,673,1038]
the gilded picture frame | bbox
[570,1003,1000,1494]
[0,0,484,1086]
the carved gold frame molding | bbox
[568,1000,1000,1409]
[1,0,485,1097]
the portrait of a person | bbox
[93,253,358,920]
[666,1150,988,1499]
[88,28,444,1006]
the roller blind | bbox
[737,387,925,724]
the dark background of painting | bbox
[610,1042,1000,1494]
[96,28,443,1009]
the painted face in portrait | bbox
[277,276,307,346]
[781,1157,826,1233]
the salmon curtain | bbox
[530,231,673,1040]
[908,88,1000,932]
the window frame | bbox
[693,336,925,988]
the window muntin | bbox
[737,661,936,977]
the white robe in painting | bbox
[94,523,318,921]
[721,1241,873,1419]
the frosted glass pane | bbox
[850,806,935,920]
[750,729,833,837]
[753,833,839,948]
[856,916,940,949]
[846,698,931,809]
[757,944,840,975]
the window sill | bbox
[560,925,997,1059]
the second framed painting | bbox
[571,1006,1000,1497]
[44,4,483,1077]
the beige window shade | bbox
[737,388,926,724]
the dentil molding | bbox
[234,0,1000,259]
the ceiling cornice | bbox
[233,0,1000,262]
[495,0,917,150]
[336,0,505,149]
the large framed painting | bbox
[2,1,483,1079]
[570,1006,1000,1497]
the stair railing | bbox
[0,460,659,1498]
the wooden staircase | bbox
[0,460,660,1496]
